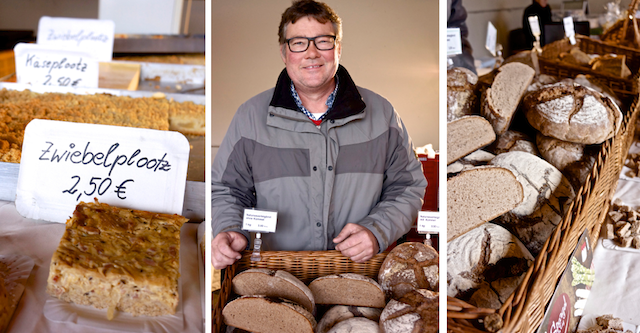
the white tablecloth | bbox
[0,200,203,333]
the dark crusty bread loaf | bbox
[379,289,438,333]
[232,268,315,313]
[309,273,386,308]
[481,62,535,135]
[447,166,524,241]
[447,223,533,309]
[487,130,539,156]
[326,317,380,333]
[524,82,622,144]
[591,54,632,78]
[447,67,478,122]
[447,115,496,165]
[378,242,438,300]
[222,295,316,333]
[536,132,586,172]
[317,305,381,333]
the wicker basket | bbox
[600,0,640,49]
[538,35,640,106]
[447,96,640,333]
[212,250,389,333]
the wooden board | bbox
[98,61,140,91]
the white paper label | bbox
[446,28,462,56]
[563,16,576,45]
[243,209,278,233]
[14,43,99,88]
[417,211,441,233]
[15,119,190,223]
[37,16,115,62]
[486,21,497,57]
[528,16,541,37]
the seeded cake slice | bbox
[46,200,188,319]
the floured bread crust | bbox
[46,200,188,318]
[380,289,438,333]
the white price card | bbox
[242,209,278,233]
[446,28,462,56]
[417,211,441,234]
[528,16,541,37]
[15,119,190,223]
[14,43,99,88]
[486,21,497,57]
[563,16,577,45]
[37,16,115,62]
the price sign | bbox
[528,16,541,37]
[15,119,190,223]
[486,21,498,57]
[14,43,99,88]
[242,209,278,233]
[563,16,577,45]
[447,28,462,56]
[37,16,115,62]
[417,211,441,234]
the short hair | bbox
[278,0,342,45]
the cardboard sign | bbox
[563,16,577,45]
[14,43,99,88]
[242,209,278,233]
[15,119,190,223]
[417,211,441,234]
[528,16,541,37]
[37,16,115,62]
[486,21,498,57]
[447,28,462,56]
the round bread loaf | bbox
[309,273,385,308]
[536,132,585,171]
[523,82,622,144]
[222,295,316,333]
[232,268,315,313]
[326,317,380,333]
[447,223,533,309]
[490,151,575,255]
[379,289,438,333]
[317,305,382,333]
[447,67,478,122]
[378,242,438,300]
[488,130,538,156]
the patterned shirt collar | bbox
[290,76,339,122]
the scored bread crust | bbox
[46,200,188,317]
[379,289,438,333]
[447,115,496,165]
[481,62,535,135]
[232,268,315,313]
[309,273,385,308]
[378,242,439,300]
[447,166,524,241]
[222,295,316,333]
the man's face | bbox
[280,16,341,93]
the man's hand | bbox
[212,231,248,270]
[333,223,379,263]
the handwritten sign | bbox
[447,28,462,56]
[242,209,278,233]
[563,16,577,45]
[14,43,99,88]
[417,211,441,234]
[37,16,115,62]
[486,21,497,57]
[15,119,190,223]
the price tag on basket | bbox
[417,211,441,234]
[528,16,543,53]
[447,28,462,56]
[486,21,498,57]
[563,16,577,45]
[242,209,278,262]
[37,16,115,62]
[15,119,190,223]
[13,43,99,88]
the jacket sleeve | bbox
[211,105,256,243]
[357,109,428,252]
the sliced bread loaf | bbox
[232,268,315,313]
[222,295,316,333]
[447,166,524,241]
[309,273,385,308]
[447,115,496,165]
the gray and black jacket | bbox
[211,65,427,252]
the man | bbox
[212,0,427,270]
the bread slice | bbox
[447,166,524,241]
[232,268,315,313]
[447,115,496,165]
[309,273,385,308]
[222,295,316,333]
[481,62,535,135]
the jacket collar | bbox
[269,64,367,121]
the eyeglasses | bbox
[285,35,337,53]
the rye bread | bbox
[378,242,439,300]
[222,295,316,333]
[447,115,496,165]
[447,166,524,241]
[481,62,535,135]
[487,130,539,156]
[309,273,385,308]
[316,306,382,333]
[232,268,315,313]
[536,132,586,172]
[447,67,478,122]
[379,289,438,333]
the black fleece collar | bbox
[269,64,367,120]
